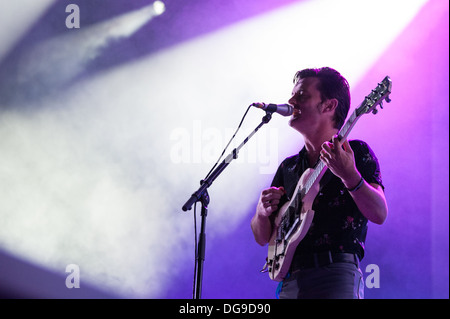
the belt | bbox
[291,251,359,271]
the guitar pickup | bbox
[284,217,300,240]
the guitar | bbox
[263,76,392,281]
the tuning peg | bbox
[385,95,391,103]
[372,108,378,115]
[379,101,384,109]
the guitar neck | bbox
[303,108,363,195]
[337,107,362,141]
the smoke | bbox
[0,104,188,297]
[0,0,56,62]
[2,3,164,104]
[0,33,263,297]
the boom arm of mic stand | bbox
[181,111,272,212]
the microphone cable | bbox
[203,104,252,180]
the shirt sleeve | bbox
[270,161,285,188]
[350,140,384,190]
[269,159,292,208]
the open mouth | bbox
[291,109,301,119]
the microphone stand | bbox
[181,111,273,299]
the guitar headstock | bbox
[356,76,392,116]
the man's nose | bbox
[288,97,297,108]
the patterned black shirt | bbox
[270,140,384,260]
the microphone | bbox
[251,103,293,117]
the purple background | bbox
[0,0,448,299]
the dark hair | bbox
[293,67,350,129]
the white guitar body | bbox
[266,167,325,281]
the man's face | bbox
[288,77,324,133]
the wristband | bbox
[347,177,364,192]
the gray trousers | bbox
[277,262,364,299]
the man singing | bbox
[251,67,387,299]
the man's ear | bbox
[322,98,338,114]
